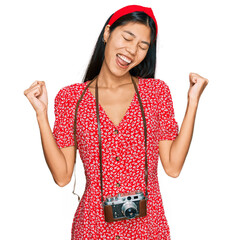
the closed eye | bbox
[140,46,147,50]
[123,35,148,50]
[123,36,131,41]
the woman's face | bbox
[103,22,151,77]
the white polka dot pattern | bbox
[52,77,179,239]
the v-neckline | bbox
[86,76,142,130]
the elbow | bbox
[169,171,180,178]
[57,181,68,187]
[166,159,181,178]
[166,168,180,178]
[55,176,71,187]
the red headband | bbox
[108,5,158,41]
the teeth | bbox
[117,54,132,64]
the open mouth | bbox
[116,54,132,68]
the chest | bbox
[74,80,160,168]
[75,80,160,137]
[87,83,138,128]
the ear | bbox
[103,24,111,43]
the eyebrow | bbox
[123,30,150,46]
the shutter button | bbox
[113,129,119,134]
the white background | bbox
[1,0,231,239]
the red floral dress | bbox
[52,77,179,240]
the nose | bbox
[126,42,138,56]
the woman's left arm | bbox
[168,72,209,177]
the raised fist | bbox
[24,80,48,116]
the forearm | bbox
[169,99,198,176]
[36,112,69,186]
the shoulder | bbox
[138,77,169,96]
[138,76,167,87]
[55,82,87,103]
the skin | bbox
[24,21,209,186]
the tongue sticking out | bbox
[117,55,130,66]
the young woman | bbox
[24,4,208,240]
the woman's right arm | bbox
[36,111,75,186]
[24,81,75,187]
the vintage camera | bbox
[102,190,148,222]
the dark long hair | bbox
[82,11,157,83]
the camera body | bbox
[103,190,148,222]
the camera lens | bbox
[122,201,137,219]
[125,208,137,218]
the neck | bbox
[96,61,134,88]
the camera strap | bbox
[73,76,148,204]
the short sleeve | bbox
[52,87,76,149]
[158,80,179,142]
